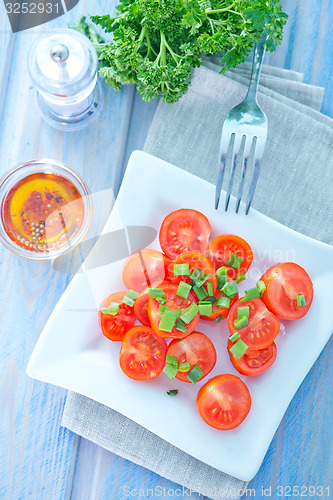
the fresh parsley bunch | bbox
[72,0,287,103]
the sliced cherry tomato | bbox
[196,374,251,430]
[133,281,169,326]
[228,298,280,350]
[99,291,136,341]
[228,339,277,376]
[167,332,217,383]
[166,251,217,293]
[200,282,238,321]
[209,234,253,280]
[119,326,167,380]
[159,209,211,260]
[147,284,199,339]
[260,262,313,320]
[122,249,170,293]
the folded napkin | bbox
[62,60,332,500]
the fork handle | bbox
[245,33,266,102]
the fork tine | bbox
[215,134,235,209]
[235,137,256,213]
[245,138,265,214]
[225,134,245,211]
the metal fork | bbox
[215,34,268,214]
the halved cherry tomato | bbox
[200,282,238,321]
[228,298,280,350]
[99,291,136,341]
[122,249,170,293]
[159,209,211,260]
[228,339,277,376]
[260,262,313,320]
[166,251,217,294]
[167,332,217,383]
[196,374,251,430]
[209,234,253,280]
[133,281,169,326]
[119,326,167,380]
[147,284,199,339]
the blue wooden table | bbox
[0,1,332,498]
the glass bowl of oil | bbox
[0,159,92,260]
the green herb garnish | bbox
[174,263,190,276]
[122,289,139,307]
[229,339,249,359]
[167,389,178,396]
[227,253,244,270]
[186,364,203,384]
[101,302,119,315]
[296,293,306,307]
[177,281,192,300]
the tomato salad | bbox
[99,208,313,431]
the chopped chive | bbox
[186,364,204,384]
[178,362,190,372]
[206,281,213,297]
[234,315,249,330]
[190,268,210,287]
[214,316,223,323]
[236,274,246,283]
[166,354,178,366]
[227,253,244,270]
[101,302,120,315]
[122,289,139,307]
[174,263,190,276]
[202,296,217,305]
[177,281,192,300]
[175,318,187,333]
[229,339,249,359]
[193,285,208,301]
[198,302,213,316]
[163,363,178,379]
[241,287,260,302]
[221,281,238,298]
[167,389,178,396]
[156,297,167,304]
[256,280,266,296]
[229,332,241,342]
[179,303,199,324]
[148,288,165,299]
[296,293,306,307]
[237,306,249,320]
[159,310,178,333]
[216,266,228,289]
[159,304,170,314]
[216,296,230,308]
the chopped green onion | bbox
[241,287,260,302]
[227,253,244,270]
[159,310,178,333]
[167,389,178,396]
[179,303,199,324]
[230,339,249,359]
[178,362,190,372]
[234,315,249,330]
[186,364,203,384]
[214,316,223,323]
[256,280,266,296]
[101,302,120,315]
[156,297,167,304]
[148,288,165,299]
[216,267,228,289]
[237,306,249,320]
[163,363,178,379]
[216,296,230,308]
[193,285,208,301]
[206,281,213,297]
[174,263,190,276]
[176,306,181,316]
[159,304,170,313]
[202,296,217,304]
[296,293,306,307]
[236,274,246,283]
[198,302,213,316]
[221,281,238,298]
[166,354,178,366]
[177,281,192,300]
[229,332,241,342]
[176,318,187,333]
[122,289,139,307]
[190,268,210,287]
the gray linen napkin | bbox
[62,62,332,500]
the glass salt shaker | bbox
[28,28,103,131]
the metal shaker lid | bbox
[28,28,98,97]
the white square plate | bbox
[27,151,333,481]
